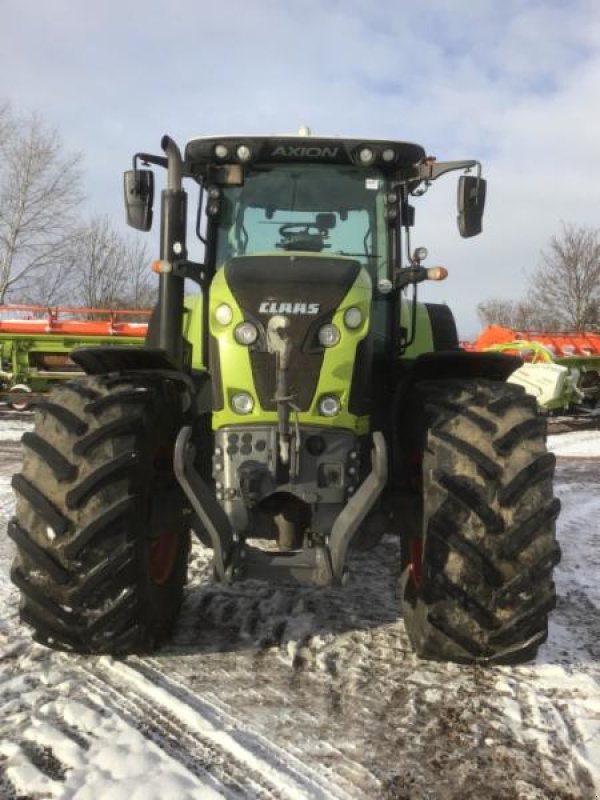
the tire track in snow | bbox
[77,663,266,799]
[141,653,380,797]
[2,445,600,799]
[496,670,598,798]
[554,588,600,660]
[78,656,356,800]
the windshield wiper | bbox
[335,252,379,259]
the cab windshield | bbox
[215,164,388,276]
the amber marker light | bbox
[426,267,448,281]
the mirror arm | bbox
[395,265,429,291]
[172,259,208,288]
[133,152,168,170]
[417,159,481,182]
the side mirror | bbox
[124,169,154,231]
[457,175,486,238]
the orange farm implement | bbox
[467,325,600,413]
[0,305,149,409]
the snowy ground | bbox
[1,414,600,799]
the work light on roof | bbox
[236,145,252,162]
[214,143,229,159]
[358,147,375,165]
[382,148,396,163]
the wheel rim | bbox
[149,530,179,584]
[148,437,181,585]
[407,445,424,589]
[9,384,32,411]
[408,538,423,589]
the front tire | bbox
[10,374,191,654]
[400,379,561,664]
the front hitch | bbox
[174,426,388,586]
[266,315,299,469]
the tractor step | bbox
[230,544,335,585]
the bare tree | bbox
[19,260,76,306]
[477,298,555,330]
[120,235,156,309]
[57,217,155,312]
[477,223,600,332]
[0,103,13,141]
[0,109,83,303]
[63,216,128,310]
[529,223,600,330]
[477,298,520,328]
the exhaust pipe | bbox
[158,136,187,366]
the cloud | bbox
[1,0,600,334]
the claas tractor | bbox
[9,131,560,663]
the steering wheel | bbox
[276,223,330,252]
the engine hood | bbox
[224,254,362,333]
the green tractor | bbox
[9,132,560,663]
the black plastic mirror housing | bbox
[457,175,486,238]
[124,169,154,231]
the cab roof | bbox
[184,135,426,176]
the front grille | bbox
[250,351,323,411]
[224,255,362,414]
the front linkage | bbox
[174,426,387,585]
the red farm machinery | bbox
[467,324,600,415]
[0,305,149,409]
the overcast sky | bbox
[2,0,600,336]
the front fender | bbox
[71,346,177,374]
[413,350,521,382]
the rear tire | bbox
[10,374,191,654]
[400,379,561,664]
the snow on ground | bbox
[547,429,600,458]
[0,418,31,442]
[1,417,600,799]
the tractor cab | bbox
[124,132,486,366]
[185,133,425,285]
[214,163,385,265]
[211,159,392,352]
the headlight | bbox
[318,323,340,347]
[381,148,396,162]
[234,321,258,345]
[215,303,233,325]
[343,307,363,330]
[318,395,341,417]
[231,392,254,414]
[214,144,229,159]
